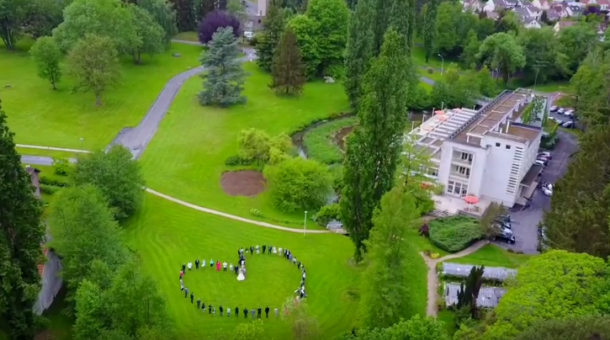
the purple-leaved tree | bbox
[198,10,241,44]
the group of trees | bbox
[418,1,599,85]
[25,0,178,105]
[169,0,247,32]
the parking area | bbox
[496,130,579,254]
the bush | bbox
[39,176,70,187]
[427,67,434,74]
[249,208,262,217]
[40,184,61,195]
[313,203,340,226]
[224,155,253,166]
[263,158,333,213]
[52,158,72,176]
[429,216,483,252]
[325,64,345,80]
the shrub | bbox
[419,223,430,237]
[427,67,434,74]
[39,176,70,187]
[40,184,61,195]
[249,208,262,217]
[263,157,333,213]
[429,216,483,252]
[224,155,253,166]
[52,158,72,176]
[313,203,340,226]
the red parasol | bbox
[464,195,479,204]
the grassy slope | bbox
[174,31,200,42]
[123,194,360,339]
[138,62,351,227]
[303,117,356,164]
[0,39,203,149]
[448,244,534,269]
[16,147,84,159]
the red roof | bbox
[598,0,610,5]
[38,248,48,276]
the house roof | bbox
[514,6,533,20]
[598,0,610,5]
[558,20,577,27]
[545,8,561,19]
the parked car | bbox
[494,225,516,244]
[562,120,575,129]
[550,106,558,112]
[535,159,547,167]
[557,108,565,114]
[536,158,549,166]
[551,117,563,124]
[538,151,552,159]
[563,109,573,116]
[495,220,512,230]
[541,182,553,196]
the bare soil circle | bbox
[220,170,266,197]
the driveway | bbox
[499,130,579,254]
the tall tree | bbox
[24,0,66,39]
[304,0,349,75]
[129,4,166,64]
[434,2,461,56]
[30,36,62,90]
[171,0,196,31]
[456,266,485,320]
[52,0,138,54]
[48,184,127,305]
[344,0,374,109]
[389,0,415,53]
[67,35,121,106]
[558,21,598,74]
[72,145,145,222]
[138,0,178,47]
[0,101,45,340]
[360,187,421,328]
[460,29,479,69]
[517,27,567,86]
[287,14,319,78]
[421,1,437,63]
[0,0,28,49]
[543,124,610,258]
[568,49,609,126]
[341,315,449,340]
[199,26,247,106]
[476,32,525,84]
[340,29,410,261]
[226,0,246,22]
[256,3,290,72]
[270,26,306,95]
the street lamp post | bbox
[79,137,84,151]
[304,211,308,236]
[438,54,444,75]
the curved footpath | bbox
[420,241,487,317]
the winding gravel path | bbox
[419,241,488,317]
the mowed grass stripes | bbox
[0,39,203,149]
[123,194,361,339]
[138,62,351,227]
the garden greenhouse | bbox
[441,262,517,282]
[445,283,507,308]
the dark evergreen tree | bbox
[256,3,290,71]
[344,0,374,109]
[543,124,610,258]
[422,0,438,62]
[340,29,410,261]
[170,0,197,31]
[389,0,415,53]
[199,27,247,106]
[0,100,45,340]
[456,266,485,319]
[270,26,306,95]
[372,0,391,54]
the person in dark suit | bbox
[219,305,223,316]
[250,246,254,254]
[244,308,249,318]
[190,293,194,303]
[197,298,201,309]
[209,305,212,314]
[195,259,200,269]
[184,287,188,298]
[235,307,239,317]
[262,245,266,254]
[257,307,262,318]
[202,302,205,312]
[265,307,270,318]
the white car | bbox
[550,106,558,112]
[538,151,552,159]
[535,159,546,167]
[244,31,254,39]
[564,109,574,117]
[542,183,553,196]
[557,108,565,114]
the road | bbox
[502,130,579,254]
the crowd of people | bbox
[177,245,308,318]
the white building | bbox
[257,0,268,16]
[411,89,543,209]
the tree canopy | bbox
[197,9,240,44]
[30,36,62,90]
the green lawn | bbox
[138,62,351,227]
[526,81,569,94]
[174,31,200,42]
[1,39,204,150]
[123,194,361,339]
[303,117,356,164]
[448,244,534,269]
[418,68,444,83]
[412,46,446,69]
[403,232,429,317]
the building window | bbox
[447,180,468,196]
[447,181,454,193]
[428,168,439,177]
[460,152,473,162]
[495,143,501,147]
[455,165,470,177]
[506,145,511,150]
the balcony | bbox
[449,171,470,180]
[452,151,474,166]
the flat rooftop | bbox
[452,89,533,146]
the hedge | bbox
[429,216,483,253]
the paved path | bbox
[146,188,330,234]
[17,144,92,153]
[419,241,488,317]
[21,155,77,166]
